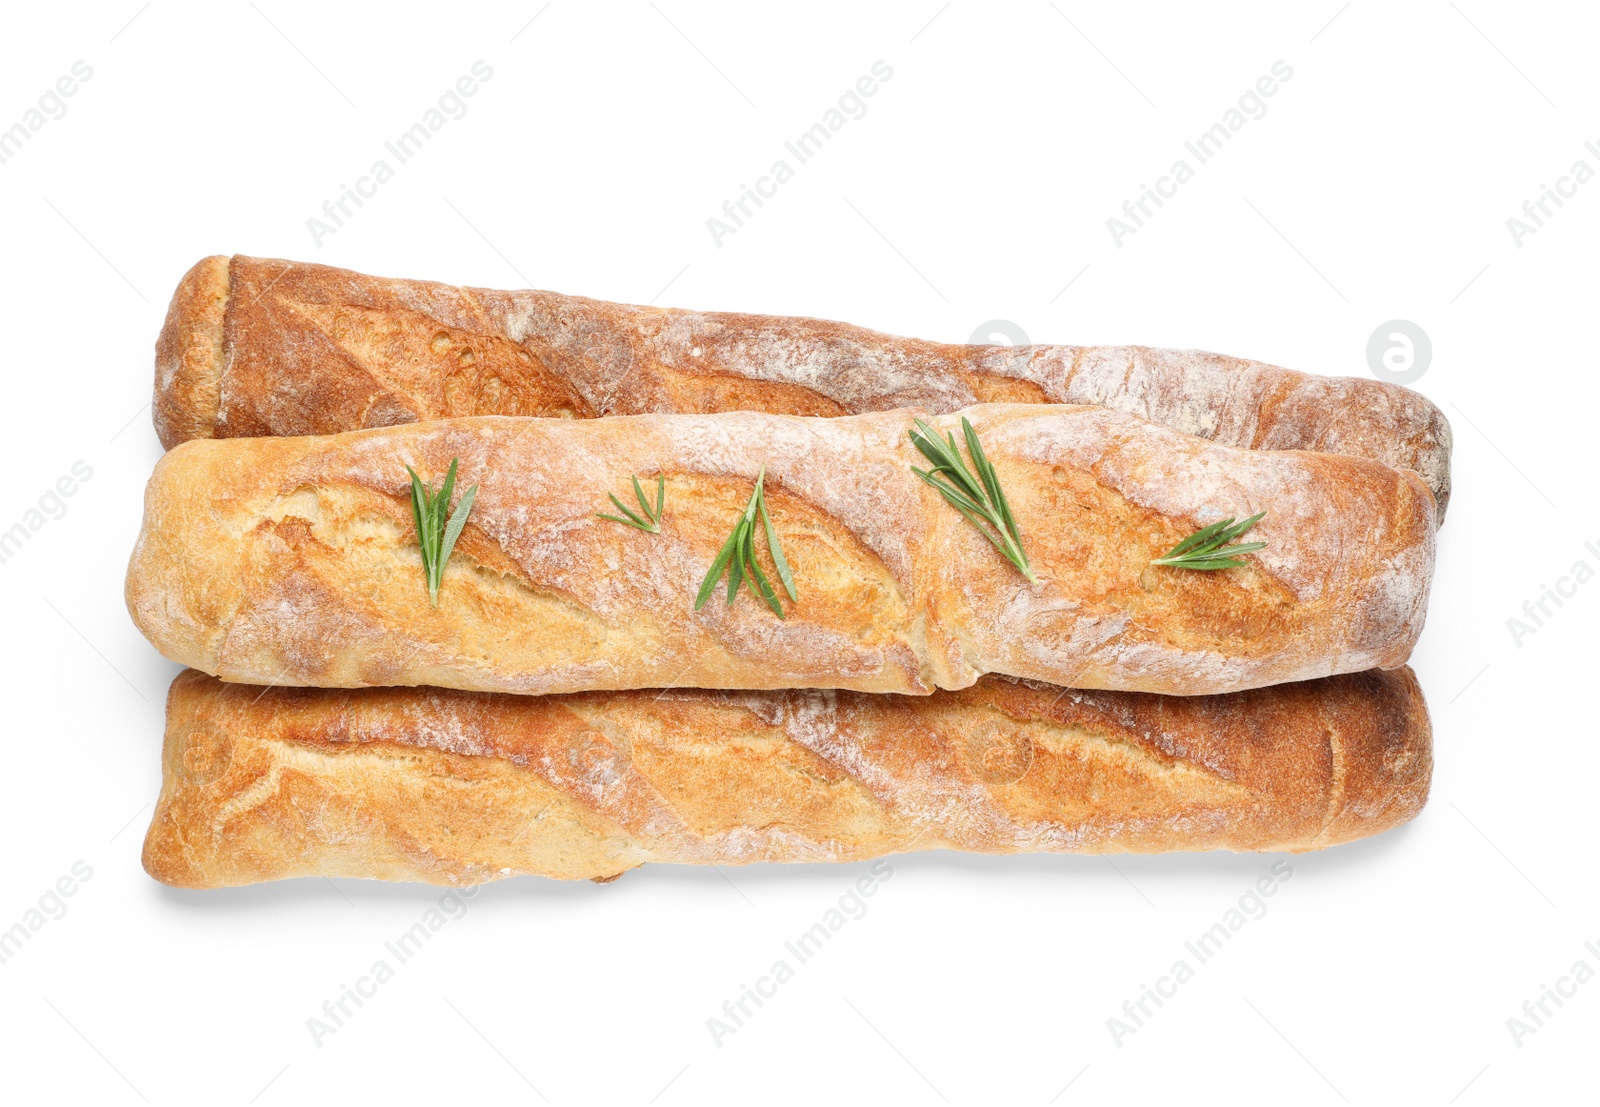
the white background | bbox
[0,2,1594,1104]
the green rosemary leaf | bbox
[599,473,664,533]
[908,417,1036,583]
[696,465,794,617]
[1156,554,1251,571]
[908,421,957,474]
[963,419,1003,515]
[745,545,785,618]
[758,495,797,602]
[601,492,649,531]
[726,515,749,602]
[1153,513,1266,570]
[437,483,476,586]
[945,430,988,502]
[970,420,1025,558]
[407,466,429,548]
[696,525,743,609]
[907,420,944,464]
[436,459,458,535]
[913,469,1008,554]
[1220,512,1266,543]
[406,459,477,606]
[1164,517,1232,559]
[1170,547,1267,570]
[945,497,1013,556]
[911,466,987,519]
[612,493,650,525]
[910,420,987,507]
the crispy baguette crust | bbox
[143,668,1433,887]
[125,405,1436,696]
[153,255,230,450]
[153,255,1453,519]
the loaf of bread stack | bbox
[131,256,1444,887]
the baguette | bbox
[154,255,1453,518]
[125,404,1436,697]
[143,667,1432,888]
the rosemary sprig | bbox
[598,474,665,533]
[694,466,797,618]
[406,458,478,606]
[1152,512,1266,570]
[908,416,1036,583]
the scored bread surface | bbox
[143,668,1433,887]
[125,404,1436,697]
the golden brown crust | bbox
[124,405,1436,697]
[154,255,1452,518]
[153,255,230,450]
[141,668,1432,887]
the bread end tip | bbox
[1317,667,1434,848]
[153,255,231,451]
